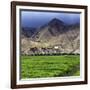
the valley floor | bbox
[21,55,80,79]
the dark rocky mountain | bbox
[31,18,66,42]
[48,18,65,26]
[21,27,36,38]
[21,18,80,55]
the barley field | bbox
[21,55,80,79]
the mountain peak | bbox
[48,18,64,26]
[51,18,62,21]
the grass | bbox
[21,55,80,79]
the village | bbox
[21,45,79,56]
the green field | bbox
[21,55,80,79]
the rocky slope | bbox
[21,18,80,55]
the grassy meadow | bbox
[21,55,80,79]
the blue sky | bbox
[21,10,80,28]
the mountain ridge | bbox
[21,18,80,55]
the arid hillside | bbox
[21,18,80,55]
